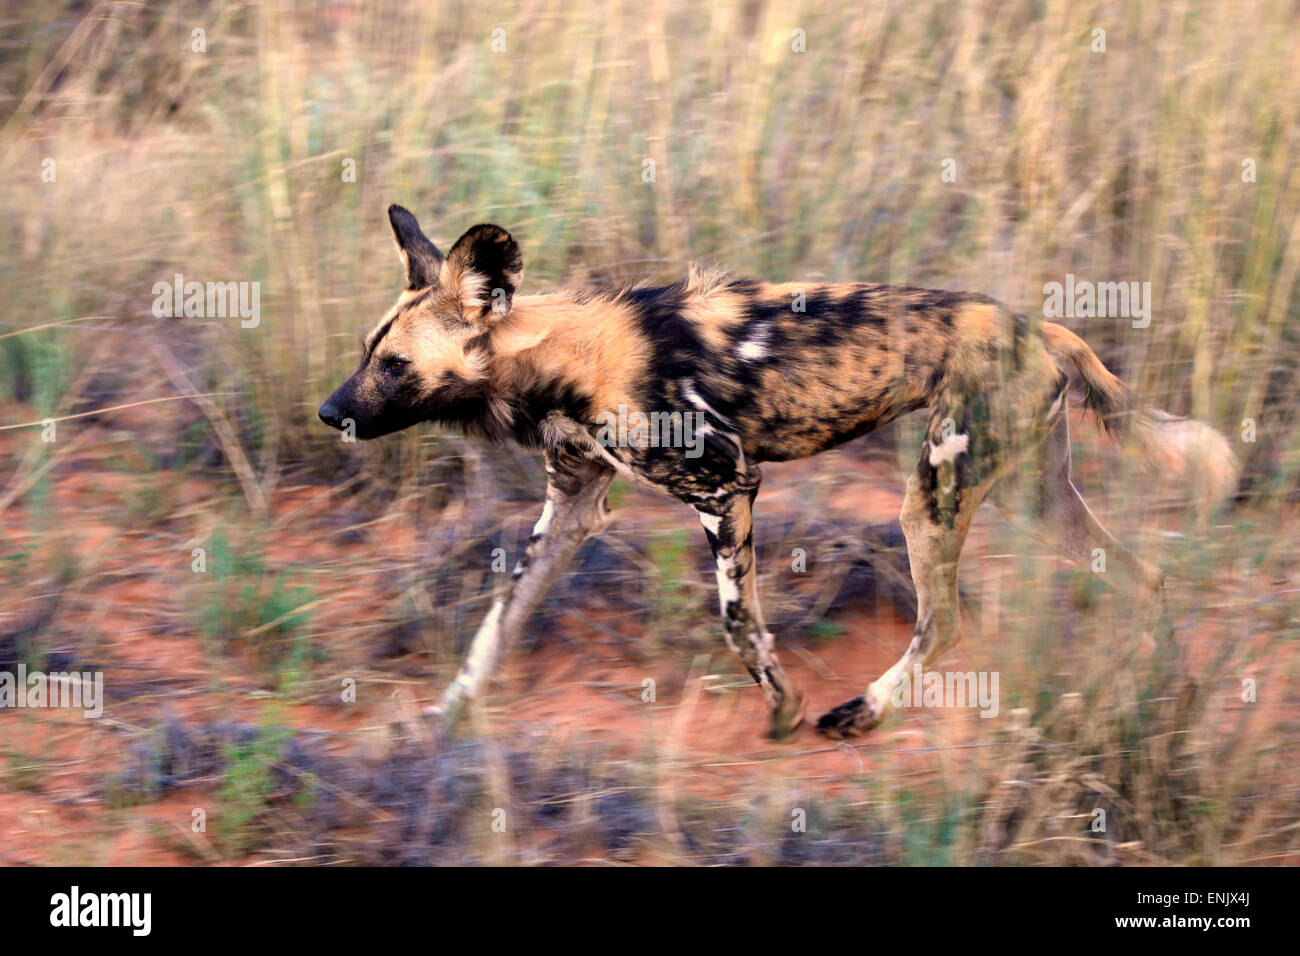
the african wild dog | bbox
[319,205,1238,739]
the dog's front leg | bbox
[427,448,614,723]
[691,483,806,740]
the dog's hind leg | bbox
[428,446,614,723]
[818,408,994,738]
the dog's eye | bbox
[382,357,408,374]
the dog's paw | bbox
[816,695,881,739]
[768,689,807,741]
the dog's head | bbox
[318,205,523,439]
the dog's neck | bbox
[482,291,644,416]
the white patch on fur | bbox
[680,379,734,427]
[532,499,555,536]
[694,485,732,500]
[737,324,769,361]
[681,380,708,410]
[928,432,970,466]
[695,510,723,536]
[714,554,741,613]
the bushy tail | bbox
[1041,322,1239,512]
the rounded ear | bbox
[387,204,444,290]
[441,224,523,322]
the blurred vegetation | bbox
[193,527,318,688]
[0,0,1298,866]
